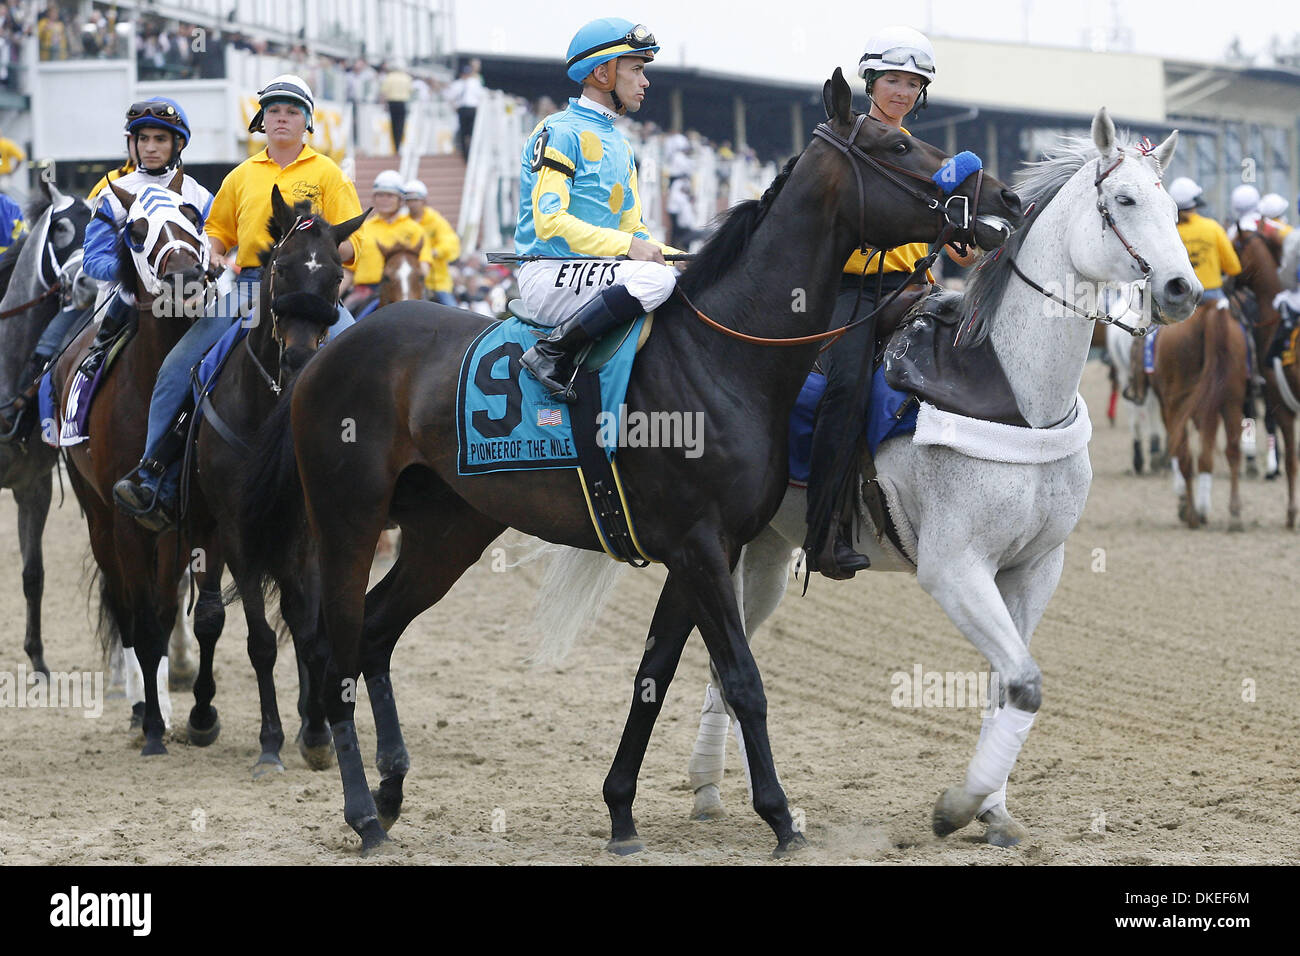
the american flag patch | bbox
[537,408,563,427]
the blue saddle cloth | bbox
[787,367,918,484]
[193,320,249,407]
[37,369,57,447]
[456,315,646,476]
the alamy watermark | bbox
[890,663,1000,715]
[596,403,704,459]
[0,666,103,718]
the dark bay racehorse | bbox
[239,69,1023,854]
[1234,228,1299,527]
[0,180,92,676]
[188,187,366,775]
[52,173,210,755]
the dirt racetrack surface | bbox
[2,360,1298,865]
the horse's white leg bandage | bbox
[964,705,1035,798]
[1171,459,1186,495]
[974,710,1009,815]
[688,684,730,790]
[123,646,144,706]
[1195,472,1212,518]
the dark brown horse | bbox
[188,187,366,775]
[1151,296,1249,530]
[52,173,211,755]
[239,69,1023,855]
[1234,228,1299,528]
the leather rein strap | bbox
[678,119,980,348]
[1003,148,1157,338]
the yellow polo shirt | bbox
[346,212,432,286]
[413,206,460,292]
[206,144,362,268]
[1177,212,1241,291]
[843,123,930,276]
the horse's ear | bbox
[109,181,136,212]
[824,67,853,125]
[166,168,184,194]
[1091,107,1117,157]
[270,185,293,229]
[376,240,393,260]
[331,208,370,246]
[1151,129,1179,175]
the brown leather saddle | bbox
[882,288,1029,427]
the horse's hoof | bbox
[252,755,285,780]
[298,729,336,770]
[932,787,980,838]
[186,710,221,747]
[773,831,809,858]
[141,736,168,757]
[1228,517,1244,533]
[169,667,197,693]
[606,837,644,856]
[978,806,1028,848]
[690,784,726,821]
[357,820,390,855]
[372,787,402,832]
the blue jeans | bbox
[1201,288,1226,303]
[140,268,355,471]
[433,291,457,308]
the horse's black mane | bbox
[24,193,52,224]
[677,152,802,296]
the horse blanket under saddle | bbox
[787,369,918,485]
[192,320,248,407]
[456,315,645,476]
[38,321,134,448]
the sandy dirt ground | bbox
[1,360,1298,866]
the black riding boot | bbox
[78,293,135,379]
[520,286,643,402]
[111,403,192,533]
[804,416,870,579]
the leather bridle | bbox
[1001,145,1162,339]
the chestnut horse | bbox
[239,69,1024,855]
[52,174,211,755]
[1233,228,1299,528]
[1150,295,1249,530]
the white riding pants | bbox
[518,259,677,328]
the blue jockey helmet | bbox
[565,18,658,85]
[125,98,190,143]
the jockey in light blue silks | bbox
[0,98,210,444]
[515,17,682,401]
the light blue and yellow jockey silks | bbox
[515,98,673,259]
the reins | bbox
[676,117,983,349]
[996,143,1162,339]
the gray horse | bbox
[0,178,93,675]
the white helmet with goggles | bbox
[859,26,936,84]
[1230,184,1261,218]
[248,74,315,134]
[403,179,428,200]
[373,170,406,195]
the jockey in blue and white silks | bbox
[515,17,681,402]
[0,98,209,444]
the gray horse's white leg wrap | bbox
[965,704,1034,798]
[688,683,731,790]
[974,708,1010,815]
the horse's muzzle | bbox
[271,291,339,327]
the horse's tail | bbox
[91,566,122,662]
[530,546,626,667]
[1171,304,1233,441]
[239,378,302,594]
